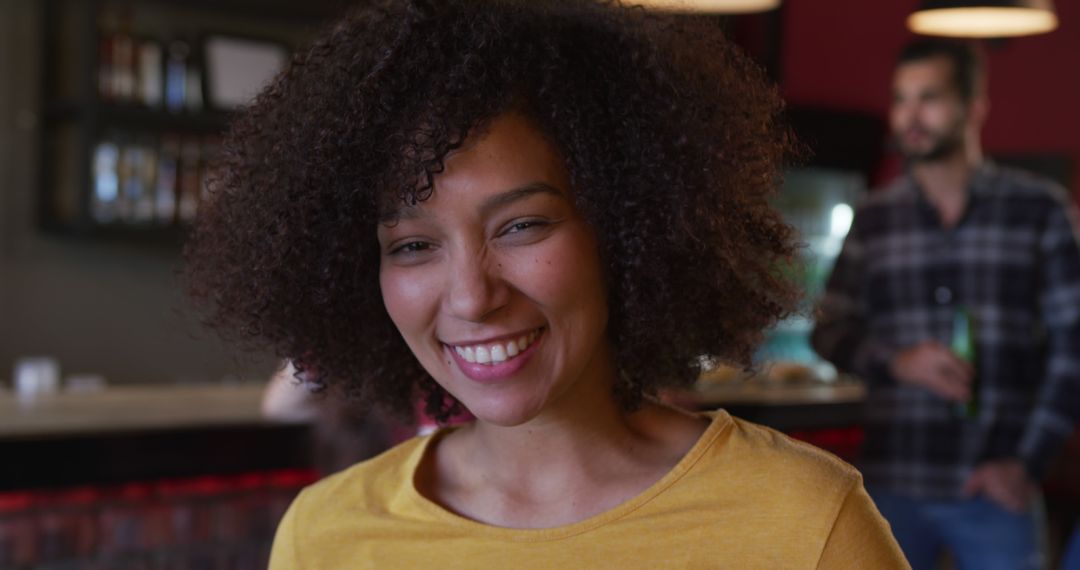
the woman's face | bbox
[377,113,611,427]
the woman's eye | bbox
[389,241,432,255]
[502,220,547,235]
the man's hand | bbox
[889,341,973,401]
[962,460,1037,513]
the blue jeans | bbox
[868,487,1043,570]
[1062,526,1080,570]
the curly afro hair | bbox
[184,0,800,422]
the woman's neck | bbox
[424,396,708,529]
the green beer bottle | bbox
[951,307,978,420]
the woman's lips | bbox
[446,328,544,384]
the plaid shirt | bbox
[812,162,1080,500]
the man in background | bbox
[812,39,1080,569]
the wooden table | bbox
[0,385,312,490]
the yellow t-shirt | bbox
[269,410,909,569]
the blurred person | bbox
[813,38,1080,570]
[186,0,909,567]
[261,361,319,423]
[262,361,398,475]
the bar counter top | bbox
[0,384,282,439]
[686,380,866,407]
[1,384,313,490]
[0,382,866,488]
[674,380,868,431]
[0,380,867,439]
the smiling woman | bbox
[183,0,909,567]
[377,114,612,429]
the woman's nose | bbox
[445,249,510,322]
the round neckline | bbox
[404,409,733,542]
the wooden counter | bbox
[0,384,287,438]
[0,381,868,489]
[0,380,867,435]
[673,380,867,431]
[0,385,312,490]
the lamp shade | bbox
[629,0,781,14]
[908,0,1058,37]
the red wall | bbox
[778,0,1080,194]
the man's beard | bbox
[895,119,965,163]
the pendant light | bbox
[908,0,1058,38]
[628,0,781,14]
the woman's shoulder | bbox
[700,414,907,567]
[727,412,855,467]
[293,433,431,515]
[659,412,871,550]
[696,410,862,500]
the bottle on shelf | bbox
[115,138,136,221]
[137,39,164,108]
[155,136,181,225]
[132,138,159,223]
[177,137,202,223]
[185,45,204,112]
[91,136,120,224]
[165,40,191,113]
[110,7,136,102]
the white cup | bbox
[13,356,61,403]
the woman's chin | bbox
[462,397,546,428]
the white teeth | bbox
[454,346,477,363]
[452,328,542,366]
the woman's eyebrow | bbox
[478,182,565,218]
[380,181,564,224]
